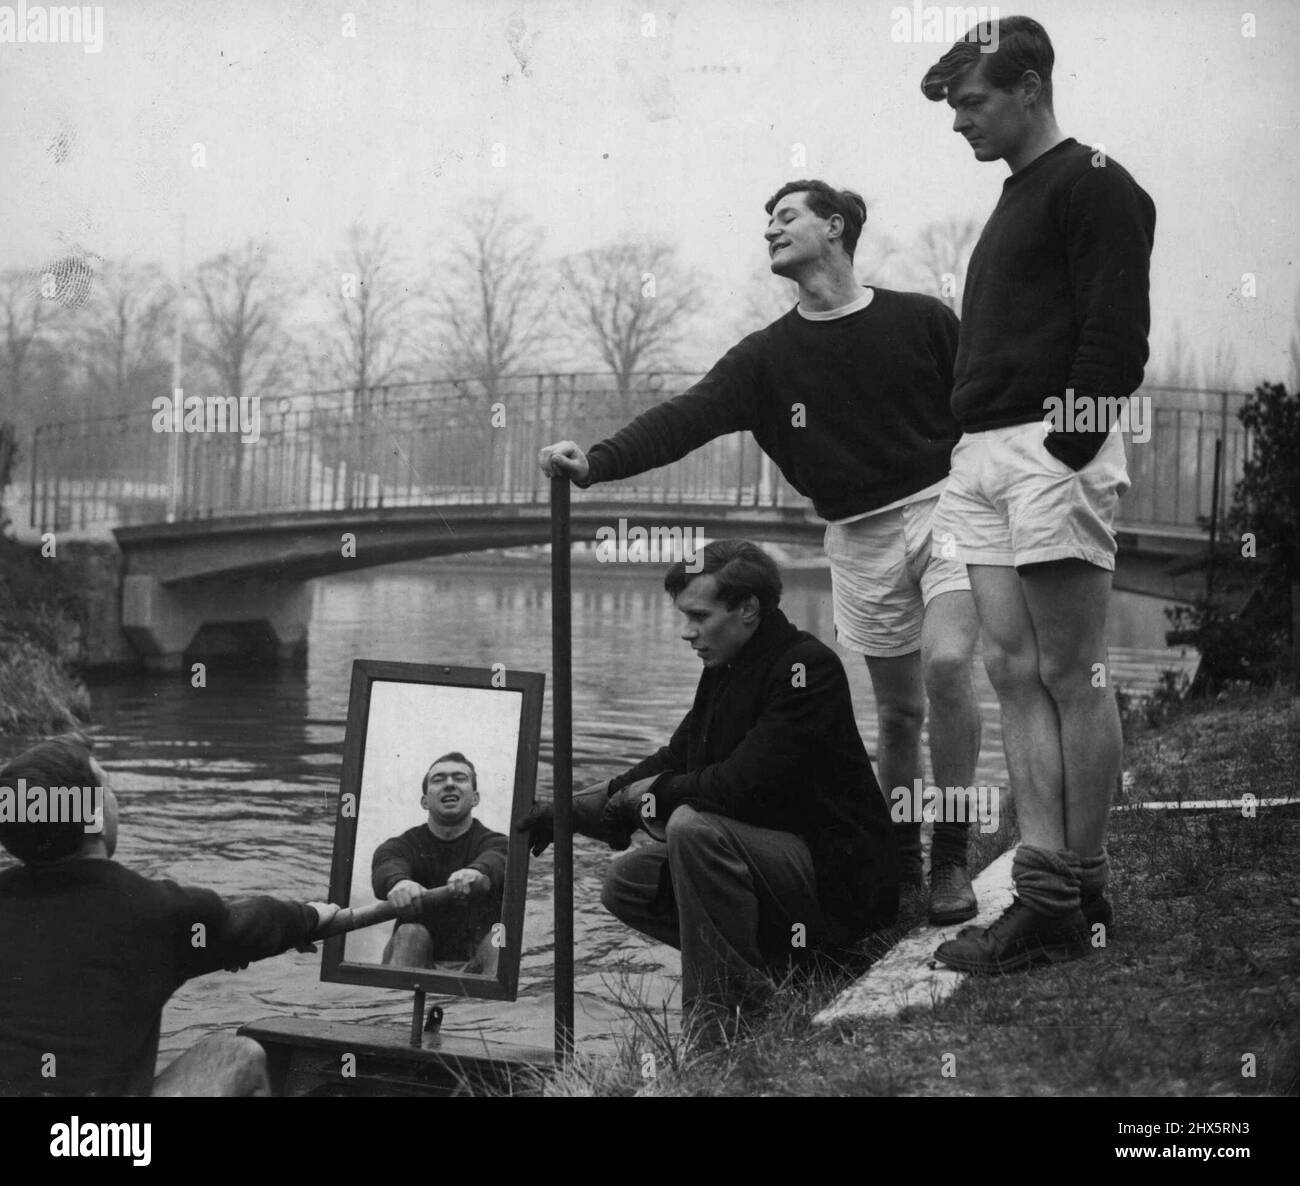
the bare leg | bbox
[461,927,501,977]
[382,922,434,968]
[1018,560,1119,856]
[920,589,981,859]
[153,1034,270,1097]
[967,564,1066,850]
[865,651,925,875]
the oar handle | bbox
[313,883,485,939]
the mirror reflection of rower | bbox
[374,753,506,977]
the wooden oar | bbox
[313,883,486,939]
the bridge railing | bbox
[27,376,1249,536]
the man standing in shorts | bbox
[920,17,1156,971]
[539,180,983,925]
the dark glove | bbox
[601,774,670,842]
[515,780,632,855]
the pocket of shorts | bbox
[1020,424,1076,477]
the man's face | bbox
[674,574,758,668]
[946,59,1030,163]
[421,761,478,827]
[765,191,839,278]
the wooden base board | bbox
[238,1016,553,1097]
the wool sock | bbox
[894,822,923,883]
[1077,849,1110,900]
[1011,844,1082,916]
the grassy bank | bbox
[521,684,1299,1097]
[0,534,90,739]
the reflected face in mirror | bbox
[421,758,479,835]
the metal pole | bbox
[166,215,185,522]
[28,426,38,531]
[409,987,426,1048]
[550,473,575,1066]
[1206,438,1223,601]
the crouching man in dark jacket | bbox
[519,539,898,1037]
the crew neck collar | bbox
[797,286,875,321]
[1006,136,1077,185]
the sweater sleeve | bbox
[931,300,960,391]
[582,339,759,485]
[465,829,509,894]
[654,644,843,826]
[1047,165,1156,470]
[174,887,319,978]
[372,833,417,900]
[606,710,692,795]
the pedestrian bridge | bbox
[26,374,1247,668]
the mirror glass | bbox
[322,661,542,1000]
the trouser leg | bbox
[664,805,824,1014]
[601,842,680,949]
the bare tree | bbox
[1200,339,1240,392]
[1151,319,1199,389]
[76,260,173,412]
[0,268,49,417]
[854,224,909,290]
[190,241,289,403]
[559,239,704,396]
[325,223,413,402]
[732,260,799,339]
[900,217,981,311]
[428,196,551,394]
[189,241,291,505]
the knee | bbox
[229,1036,269,1097]
[980,638,1037,695]
[599,868,625,918]
[228,1034,267,1074]
[876,697,925,743]
[923,648,973,705]
[205,1034,268,1095]
[392,921,428,944]
[664,804,715,852]
[1036,651,1098,706]
[387,922,431,960]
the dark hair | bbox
[764,180,867,261]
[0,734,98,864]
[920,15,1054,107]
[663,540,782,616]
[423,752,477,794]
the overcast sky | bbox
[3,0,1298,386]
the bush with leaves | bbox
[1167,382,1298,691]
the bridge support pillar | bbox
[121,576,310,673]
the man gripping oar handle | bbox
[310,881,489,940]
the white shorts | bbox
[824,494,971,659]
[932,421,1130,570]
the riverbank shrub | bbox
[1169,382,1298,693]
[0,535,91,739]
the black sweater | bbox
[953,138,1156,469]
[609,609,899,942]
[582,288,960,520]
[371,819,507,901]
[0,860,318,1096]
[371,820,507,959]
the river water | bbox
[16,554,1199,1062]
